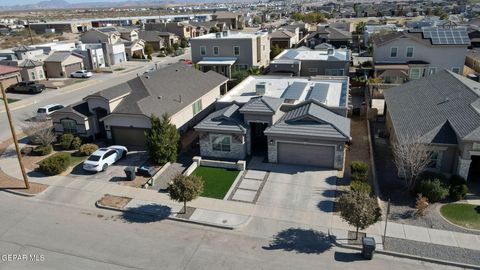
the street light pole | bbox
[0,84,30,189]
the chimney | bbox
[255,82,266,96]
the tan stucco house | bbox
[51,63,228,148]
[43,51,84,78]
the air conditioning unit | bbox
[255,82,266,96]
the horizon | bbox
[0,0,145,6]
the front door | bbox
[250,122,268,156]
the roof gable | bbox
[239,96,283,114]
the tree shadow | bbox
[325,176,337,185]
[121,204,172,223]
[321,189,336,198]
[317,200,335,212]
[334,251,364,262]
[262,228,333,254]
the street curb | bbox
[95,201,236,230]
[0,188,37,197]
[329,233,480,269]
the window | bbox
[192,99,203,115]
[31,71,36,80]
[452,67,461,74]
[200,46,206,56]
[233,46,240,56]
[61,119,77,134]
[213,46,219,56]
[427,67,437,75]
[409,68,422,80]
[211,135,231,152]
[406,47,414,58]
[390,47,398,57]
[427,151,441,169]
[308,68,318,73]
[325,69,344,76]
[39,70,44,79]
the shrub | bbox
[79,143,98,156]
[450,175,467,186]
[418,171,447,184]
[415,178,449,203]
[350,180,372,194]
[415,194,429,216]
[38,152,71,175]
[351,161,369,178]
[351,172,367,182]
[59,134,74,150]
[32,145,53,156]
[71,137,82,150]
[450,184,469,201]
[20,146,33,156]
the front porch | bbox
[197,57,237,79]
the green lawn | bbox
[440,203,480,230]
[192,166,240,199]
[0,97,19,104]
[70,153,87,166]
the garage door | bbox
[277,142,335,168]
[65,63,82,76]
[111,126,148,149]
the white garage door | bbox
[277,142,335,168]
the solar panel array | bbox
[308,83,330,103]
[281,82,307,101]
[421,27,470,45]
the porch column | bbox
[456,157,472,180]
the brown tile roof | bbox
[0,64,21,75]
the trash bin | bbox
[124,166,136,181]
[362,237,376,260]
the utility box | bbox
[362,237,376,260]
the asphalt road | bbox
[0,50,190,142]
[0,193,459,270]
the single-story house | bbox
[51,63,228,148]
[0,64,22,90]
[43,51,84,78]
[384,70,480,181]
[195,75,351,170]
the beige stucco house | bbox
[43,51,84,78]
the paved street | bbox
[0,50,190,142]
[0,193,458,270]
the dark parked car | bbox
[7,81,45,94]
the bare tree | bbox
[391,135,431,191]
[21,120,55,146]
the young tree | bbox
[392,135,431,191]
[21,120,55,146]
[270,44,283,59]
[168,174,203,214]
[209,26,220,33]
[144,43,154,58]
[338,191,382,239]
[145,113,180,165]
[179,37,188,48]
[415,194,429,217]
[355,21,366,34]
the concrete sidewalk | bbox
[1,142,480,252]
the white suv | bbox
[36,104,64,120]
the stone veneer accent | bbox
[198,132,247,160]
[456,157,472,180]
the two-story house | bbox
[144,22,196,39]
[269,45,350,76]
[372,27,470,84]
[190,31,270,78]
[80,28,128,65]
[211,12,245,30]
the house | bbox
[195,75,351,169]
[211,12,245,30]
[43,51,84,78]
[80,28,127,65]
[468,27,480,48]
[190,21,228,35]
[190,31,270,78]
[363,23,399,46]
[117,28,145,59]
[269,29,299,49]
[307,26,352,48]
[138,30,175,51]
[74,43,106,70]
[12,45,45,60]
[144,22,197,39]
[0,65,22,90]
[29,20,91,34]
[372,27,469,83]
[465,50,480,73]
[383,70,480,180]
[51,63,228,148]
[18,59,45,81]
[269,45,350,76]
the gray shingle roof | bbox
[86,82,132,101]
[269,30,296,39]
[107,63,228,118]
[194,104,247,134]
[312,26,352,40]
[44,51,84,62]
[239,96,283,114]
[384,70,480,144]
[264,100,351,141]
[139,30,173,42]
[18,59,43,68]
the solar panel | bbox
[308,83,330,103]
[281,82,307,101]
[421,27,470,45]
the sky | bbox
[0,0,124,6]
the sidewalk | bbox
[1,142,480,254]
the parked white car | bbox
[82,146,128,172]
[70,70,93,78]
[36,104,64,120]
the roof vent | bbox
[255,82,266,96]
[222,30,229,37]
[145,75,150,79]
[215,32,222,38]
[157,96,162,100]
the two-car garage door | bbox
[64,63,82,76]
[277,142,335,168]
[111,126,148,149]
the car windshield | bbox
[37,108,46,113]
[87,155,101,161]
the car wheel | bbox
[83,75,86,78]
[102,164,108,172]
[71,75,74,78]
[122,151,127,158]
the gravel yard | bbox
[384,237,480,266]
